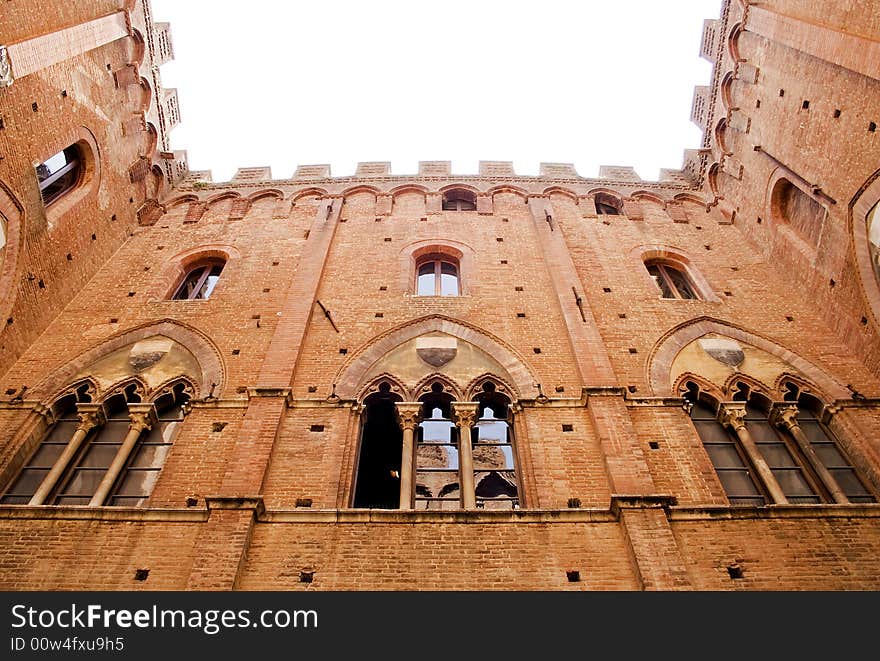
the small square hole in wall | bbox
[562,424,573,432]
[109,318,118,324]
[303,230,310,239]
[38,280,45,289]
[861,316,869,325]
[185,496,199,507]
[379,286,387,291]
[603,287,612,293]
[704,244,712,251]
[870,121,877,133]
[627,385,638,393]
[724,291,733,297]
[628,348,638,354]
[649,441,660,450]
[500,260,508,264]
[134,569,149,581]
[32,102,38,112]
[211,422,228,433]
[618,313,627,319]
[91,233,97,241]
[272,261,279,266]
[802,100,810,110]
[231,349,240,355]
[785,316,794,322]
[299,570,314,584]
[383,237,392,242]
[555,386,565,393]
[128,291,135,297]
[727,564,744,580]
[296,498,313,508]
[496,237,504,242]
[420,217,427,222]
[339,348,348,355]
[309,425,324,432]
[236,386,247,394]
[0,118,4,130]
[829,279,836,288]
[833,109,842,118]
[757,217,763,224]
[779,89,785,97]
[567,498,581,508]
[516,312,526,318]
[129,197,133,204]
[375,217,382,222]
[308,386,318,393]
[375,312,384,318]
[515,286,524,292]
[566,570,581,583]
[730,266,739,271]
[755,99,761,109]
[66,253,73,261]
[533,347,542,354]
[61,89,68,98]
[502,217,509,222]
[263,288,270,293]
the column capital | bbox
[127,403,157,432]
[717,401,747,430]
[75,408,105,433]
[769,403,800,430]
[450,401,479,427]
[394,402,423,431]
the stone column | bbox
[718,402,788,504]
[451,402,478,509]
[29,405,104,506]
[770,404,848,504]
[395,403,423,510]
[89,404,155,506]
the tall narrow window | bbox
[473,383,518,509]
[690,398,765,505]
[416,257,459,296]
[0,395,80,504]
[108,385,188,506]
[415,397,459,510]
[646,261,698,300]
[352,384,403,509]
[37,145,83,206]
[171,261,224,300]
[442,189,476,211]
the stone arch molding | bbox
[32,319,225,402]
[334,316,539,400]
[648,317,850,400]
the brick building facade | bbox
[0,0,878,590]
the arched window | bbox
[416,255,459,296]
[645,260,699,300]
[352,383,403,509]
[442,189,476,211]
[868,202,880,285]
[171,260,225,300]
[685,381,876,506]
[594,192,622,215]
[473,383,518,509]
[37,144,83,206]
[415,384,458,510]
[0,382,189,507]
[771,178,826,249]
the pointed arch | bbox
[206,191,240,207]
[334,316,538,400]
[673,372,725,406]
[648,317,850,399]
[30,319,225,401]
[542,186,579,201]
[721,372,774,402]
[487,185,529,201]
[354,373,410,402]
[164,194,200,209]
[673,192,709,208]
[463,373,518,403]
[412,373,463,402]
[631,191,667,206]
[293,187,329,201]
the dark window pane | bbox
[758,442,799,467]
[0,495,31,505]
[812,443,847,467]
[695,420,734,443]
[667,267,697,299]
[747,421,780,443]
[4,468,50,496]
[798,420,831,444]
[772,469,816,497]
[729,496,766,506]
[28,443,67,467]
[705,444,747,469]
[54,496,91,506]
[44,420,79,445]
[58,469,105,497]
[828,469,872,497]
[717,469,762,497]
[78,443,121,468]
[141,420,181,445]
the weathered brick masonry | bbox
[0,0,878,590]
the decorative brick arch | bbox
[648,317,850,399]
[0,180,24,330]
[851,168,880,326]
[32,319,225,401]
[334,316,538,400]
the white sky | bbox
[150,0,721,183]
